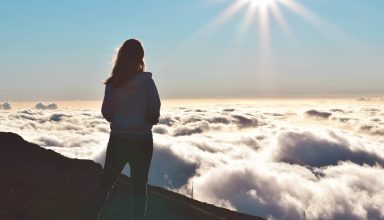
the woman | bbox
[87,39,161,220]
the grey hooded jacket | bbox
[101,72,161,139]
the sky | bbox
[0,0,384,101]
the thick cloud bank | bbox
[1,101,384,220]
[275,129,384,167]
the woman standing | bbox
[87,39,161,220]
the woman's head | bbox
[105,39,145,86]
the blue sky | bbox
[1,0,384,101]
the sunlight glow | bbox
[206,0,355,49]
[193,0,354,95]
[202,0,351,48]
[217,0,291,39]
[163,0,356,96]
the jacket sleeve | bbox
[146,78,161,125]
[101,84,116,122]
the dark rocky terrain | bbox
[0,132,264,220]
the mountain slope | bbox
[0,132,264,220]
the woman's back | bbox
[102,71,160,137]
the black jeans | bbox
[89,134,153,220]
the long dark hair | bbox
[105,39,145,87]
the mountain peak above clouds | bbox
[0,132,263,220]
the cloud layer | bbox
[1,101,384,220]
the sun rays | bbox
[158,0,359,96]
[203,0,355,50]
[204,0,317,43]
[192,0,356,95]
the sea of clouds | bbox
[1,100,384,220]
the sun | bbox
[201,0,287,40]
[241,0,281,36]
[243,0,279,24]
[248,0,277,8]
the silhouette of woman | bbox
[87,39,161,220]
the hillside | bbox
[0,132,264,220]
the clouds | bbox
[274,129,384,167]
[35,102,58,110]
[150,145,198,188]
[1,101,384,219]
[186,158,384,220]
[356,97,384,102]
[0,108,109,160]
[305,109,332,119]
[231,114,259,128]
[0,102,11,110]
[142,103,384,219]
[359,124,384,136]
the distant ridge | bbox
[0,132,264,220]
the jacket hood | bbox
[122,72,152,89]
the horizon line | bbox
[2,95,384,103]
